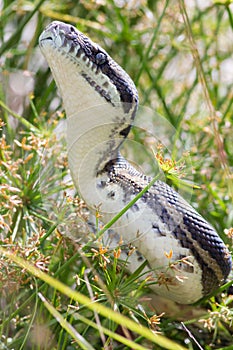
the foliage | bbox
[0,0,232,349]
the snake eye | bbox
[95,52,107,65]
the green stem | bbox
[135,0,170,85]
[39,223,57,247]
[0,0,46,56]
[0,100,39,133]
[226,5,233,31]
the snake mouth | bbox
[39,36,53,42]
[39,22,66,49]
[39,34,53,47]
[39,21,96,53]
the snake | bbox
[39,21,232,304]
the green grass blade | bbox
[0,0,46,56]
[0,247,187,350]
[72,312,148,350]
[38,293,95,350]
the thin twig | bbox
[84,270,107,347]
[181,322,204,350]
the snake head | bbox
[39,21,138,115]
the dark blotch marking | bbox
[107,191,115,199]
[97,180,107,189]
[178,254,194,273]
[152,223,165,236]
[81,73,114,106]
[119,125,131,138]
[131,203,139,212]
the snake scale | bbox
[39,21,232,304]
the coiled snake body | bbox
[39,21,232,304]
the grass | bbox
[0,0,233,349]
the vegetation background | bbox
[0,0,232,349]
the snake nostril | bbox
[70,26,76,32]
[69,26,77,35]
[53,22,60,30]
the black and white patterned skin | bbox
[39,21,232,304]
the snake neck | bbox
[39,21,138,209]
[67,114,132,212]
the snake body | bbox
[39,21,232,304]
